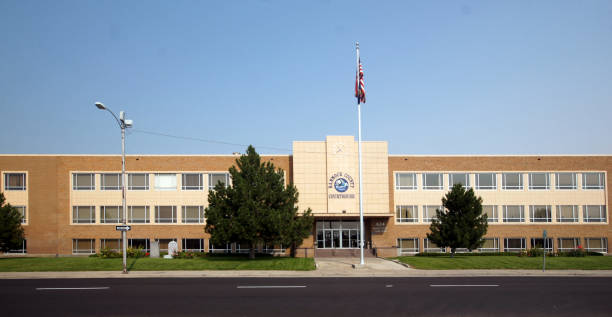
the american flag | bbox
[355,58,366,104]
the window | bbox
[475,173,496,190]
[583,205,607,223]
[128,238,150,252]
[449,173,470,189]
[398,238,419,254]
[504,238,525,252]
[556,205,578,223]
[423,205,441,223]
[101,173,121,190]
[155,206,177,223]
[208,173,230,190]
[582,172,605,189]
[101,239,121,251]
[262,243,285,254]
[503,205,524,222]
[12,206,26,224]
[396,205,418,223]
[72,239,95,254]
[154,174,176,191]
[182,206,204,223]
[424,238,445,253]
[156,239,177,253]
[129,173,149,190]
[182,173,203,190]
[128,206,150,224]
[182,238,205,252]
[585,238,608,253]
[4,173,26,190]
[502,173,523,190]
[422,173,443,190]
[72,206,95,224]
[478,238,499,252]
[482,205,498,223]
[555,173,576,189]
[7,239,26,254]
[395,173,417,190]
[557,238,580,251]
[530,238,553,252]
[529,205,552,222]
[235,243,251,254]
[100,206,122,223]
[72,173,94,190]
[529,173,549,190]
[209,241,231,253]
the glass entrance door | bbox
[316,220,360,249]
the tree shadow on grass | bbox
[127,257,139,272]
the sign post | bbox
[543,230,547,272]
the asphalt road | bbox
[1,277,611,316]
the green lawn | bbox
[0,255,315,272]
[393,255,612,270]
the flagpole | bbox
[356,42,365,266]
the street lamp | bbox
[95,101,133,274]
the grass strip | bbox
[393,255,612,270]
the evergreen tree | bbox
[426,184,488,256]
[205,145,313,259]
[0,192,25,253]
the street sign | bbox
[115,225,131,231]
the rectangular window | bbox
[72,173,95,190]
[585,238,608,253]
[529,173,550,190]
[72,206,95,224]
[478,238,499,252]
[182,173,203,190]
[503,205,524,223]
[13,206,26,224]
[155,206,177,223]
[128,173,149,190]
[128,239,150,252]
[449,173,470,189]
[182,238,205,252]
[182,206,204,223]
[556,205,578,222]
[555,173,577,189]
[502,173,523,190]
[208,241,231,253]
[128,206,150,224]
[423,205,442,223]
[101,239,121,251]
[395,173,417,190]
[558,238,580,251]
[482,205,498,223]
[475,173,496,190]
[529,205,552,223]
[504,238,526,252]
[262,243,285,254]
[583,205,607,223]
[398,238,419,254]
[156,239,177,253]
[208,173,230,190]
[582,172,605,189]
[7,239,26,254]
[530,238,553,252]
[72,239,95,254]
[4,173,26,190]
[424,238,445,253]
[396,205,418,223]
[101,173,121,190]
[100,206,122,223]
[154,174,176,191]
[422,173,443,190]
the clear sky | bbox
[1,1,611,155]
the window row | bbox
[72,206,205,224]
[71,173,230,191]
[395,172,605,191]
[397,237,608,254]
[71,239,284,255]
[395,205,607,223]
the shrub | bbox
[174,251,206,259]
[100,247,121,258]
[415,252,518,257]
[126,247,145,258]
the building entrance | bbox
[316,220,360,249]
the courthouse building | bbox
[1,136,609,256]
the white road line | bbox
[36,287,110,290]
[385,285,393,288]
[237,286,307,289]
[430,285,499,287]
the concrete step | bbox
[314,248,376,258]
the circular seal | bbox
[334,178,349,192]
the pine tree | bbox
[0,192,25,253]
[426,184,488,256]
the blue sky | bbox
[1,1,611,155]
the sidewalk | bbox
[1,257,612,279]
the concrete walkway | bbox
[1,257,612,279]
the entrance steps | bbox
[315,249,376,258]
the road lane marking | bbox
[36,287,110,290]
[385,285,393,288]
[237,286,307,289]
[430,285,499,287]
